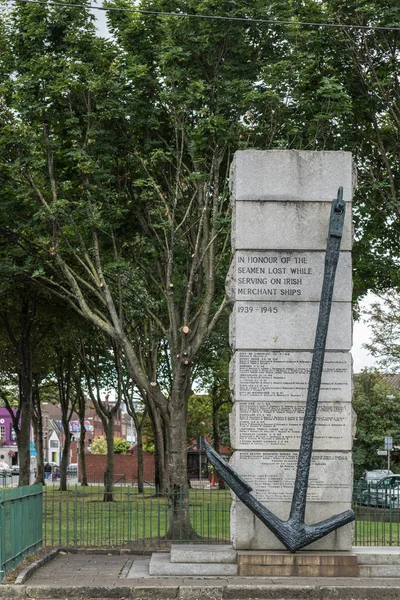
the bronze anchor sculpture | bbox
[205,187,355,552]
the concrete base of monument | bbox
[146,545,400,578]
[355,547,400,577]
[148,545,238,576]
[237,551,359,577]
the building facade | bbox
[0,407,18,466]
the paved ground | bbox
[2,552,400,599]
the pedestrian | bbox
[44,463,52,480]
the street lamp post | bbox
[385,436,393,475]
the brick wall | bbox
[83,450,156,484]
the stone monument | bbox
[226,150,355,559]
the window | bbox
[10,426,16,441]
[0,426,5,441]
[50,440,59,448]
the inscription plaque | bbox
[231,251,351,302]
[233,351,351,401]
[231,451,352,503]
[233,401,351,450]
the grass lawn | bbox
[42,485,232,548]
[354,515,400,546]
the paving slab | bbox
[5,550,400,600]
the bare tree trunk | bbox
[76,378,88,486]
[166,373,196,540]
[60,429,71,491]
[56,351,76,492]
[80,340,122,502]
[149,403,166,496]
[103,416,114,502]
[136,436,144,493]
[32,377,44,485]
[79,423,88,486]
[212,393,225,490]
[1,300,34,487]
[18,331,33,487]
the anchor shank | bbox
[290,188,346,522]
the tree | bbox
[55,348,78,491]
[3,0,400,534]
[122,377,148,493]
[0,293,37,486]
[320,1,400,299]
[364,294,400,369]
[353,371,400,478]
[75,372,89,486]
[80,338,123,501]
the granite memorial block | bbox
[228,150,354,551]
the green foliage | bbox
[91,436,131,454]
[353,372,400,478]
[90,436,107,454]
[113,437,131,454]
[187,395,212,442]
[2,0,400,500]
[364,294,400,370]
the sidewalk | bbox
[3,552,400,599]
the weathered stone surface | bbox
[358,565,400,577]
[133,586,179,598]
[230,501,354,552]
[179,586,223,599]
[231,400,352,451]
[233,201,352,251]
[230,450,353,503]
[227,150,354,554]
[230,302,352,350]
[0,585,26,597]
[232,150,354,202]
[228,250,351,302]
[231,351,352,402]
[25,586,131,598]
[170,544,236,564]
[149,553,238,576]
[355,547,400,565]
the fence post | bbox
[0,490,4,582]
[73,485,78,548]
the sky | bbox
[92,3,111,37]
[352,293,377,373]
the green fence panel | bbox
[42,484,231,548]
[40,481,400,549]
[353,481,400,546]
[0,484,43,581]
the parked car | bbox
[360,469,393,487]
[66,463,78,474]
[10,465,19,475]
[359,474,400,507]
